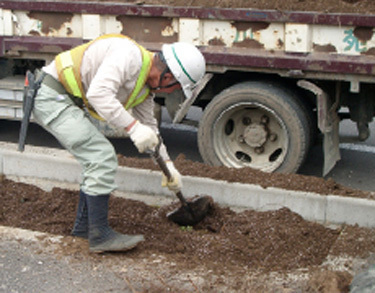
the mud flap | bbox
[172,73,213,124]
[297,80,340,176]
[322,111,340,176]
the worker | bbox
[31,34,206,253]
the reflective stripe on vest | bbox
[55,34,152,120]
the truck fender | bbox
[297,80,340,176]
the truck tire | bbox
[197,81,311,173]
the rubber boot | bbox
[71,190,89,239]
[86,194,144,253]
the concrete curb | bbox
[1,142,375,228]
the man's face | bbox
[152,72,182,94]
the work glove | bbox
[128,120,158,153]
[161,161,182,192]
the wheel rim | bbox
[213,102,289,172]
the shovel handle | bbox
[153,154,189,207]
[154,154,172,180]
[149,138,189,208]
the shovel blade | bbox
[167,195,213,226]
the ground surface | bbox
[2,169,375,292]
[3,0,375,290]
[101,0,375,14]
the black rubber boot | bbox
[86,194,144,253]
[71,190,89,239]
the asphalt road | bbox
[1,107,375,192]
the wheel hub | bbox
[243,123,268,147]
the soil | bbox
[2,173,375,291]
[3,0,375,290]
[101,0,375,15]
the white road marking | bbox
[340,143,375,154]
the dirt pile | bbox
[2,177,375,291]
[0,178,338,271]
[101,0,375,14]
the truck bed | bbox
[40,0,375,14]
[1,0,375,83]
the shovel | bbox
[149,138,212,226]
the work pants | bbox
[32,81,118,195]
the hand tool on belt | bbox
[18,70,81,152]
[18,70,46,152]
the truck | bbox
[0,0,374,176]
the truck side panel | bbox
[4,8,375,56]
[0,4,374,84]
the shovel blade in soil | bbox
[167,195,213,226]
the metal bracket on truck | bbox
[173,73,213,124]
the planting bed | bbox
[2,154,375,292]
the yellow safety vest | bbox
[55,34,153,120]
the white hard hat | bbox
[162,42,206,99]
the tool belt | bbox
[43,73,66,94]
[42,73,83,107]
[18,70,84,152]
